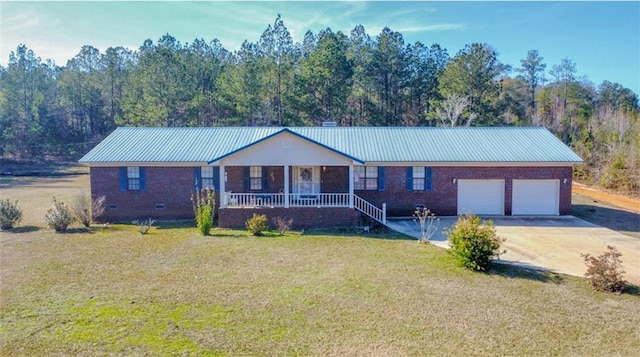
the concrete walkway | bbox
[386,216,640,285]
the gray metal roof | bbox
[79,126,583,164]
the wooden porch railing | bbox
[224,192,351,207]
[353,195,386,224]
[223,192,386,225]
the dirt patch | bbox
[573,182,640,214]
[572,184,640,239]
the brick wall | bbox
[91,164,573,223]
[356,166,573,216]
[321,166,348,193]
[218,207,360,229]
[91,166,208,222]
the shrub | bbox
[71,192,106,227]
[0,198,23,230]
[272,216,293,235]
[192,189,216,235]
[246,213,268,236]
[413,207,439,244]
[44,197,75,232]
[132,218,155,235]
[582,245,627,293]
[447,214,505,271]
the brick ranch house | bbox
[79,126,582,228]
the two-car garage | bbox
[457,179,560,216]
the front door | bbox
[298,167,314,194]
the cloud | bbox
[2,9,40,33]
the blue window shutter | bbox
[426,167,432,191]
[213,167,220,190]
[119,167,127,192]
[262,166,268,191]
[406,167,413,191]
[378,167,385,191]
[346,167,350,191]
[243,167,249,191]
[139,167,146,191]
[193,167,201,191]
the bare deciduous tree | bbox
[435,93,477,127]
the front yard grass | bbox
[2,224,639,356]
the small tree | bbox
[0,199,23,230]
[44,197,75,232]
[192,189,215,235]
[447,214,505,271]
[413,207,439,244]
[71,192,106,227]
[246,214,268,236]
[582,246,627,294]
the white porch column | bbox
[348,164,354,208]
[219,165,226,206]
[284,165,290,208]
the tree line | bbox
[1,16,638,195]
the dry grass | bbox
[1,171,640,355]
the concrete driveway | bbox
[386,216,640,285]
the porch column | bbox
[284,165,290,208]
[219,165,226,206]
[348,164,354,208]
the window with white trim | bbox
[354,166,378,190]
[201,167,216,190]
[408,166,432,191]
[250,166,263,190]
[127,166,140,191]
[412,166,426,190]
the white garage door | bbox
[457,180,505,215]
[512,179,559,215]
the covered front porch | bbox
[210,129,386,227]
[217,165,385,225]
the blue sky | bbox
[2,1,639,94]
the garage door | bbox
[457,180,505,215]
[512,179,559,215]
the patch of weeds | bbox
[132,218,155,235]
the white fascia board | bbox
[80,162,210,167]
[363,162,578,167]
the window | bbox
[194,167,219,191]
[127,167,140,191]
[354,166,378,190]
[120,167,145,192]
[407,167,432,191]
[412,166,426,190]
[201,167,216,190]
[250,166,263,190]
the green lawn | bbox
[2,223,639,356]
[1,172,640,355]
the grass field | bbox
[2,171,640,355]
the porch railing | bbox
[223,192,386,225]
[225,193,285,207]
[353,195,386,224]
[224,192,351,208]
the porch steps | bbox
[353,195,386,225]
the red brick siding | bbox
[218,207,360,229]
[321,166,349,193]
[91,166,213,222]
[90,165,573,223]
[357,166,573,216]
[225,166,285,193]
